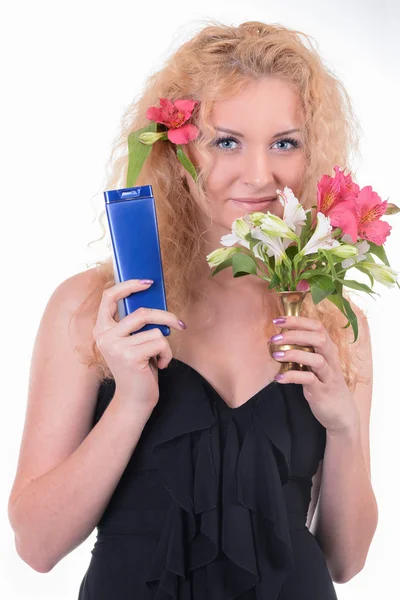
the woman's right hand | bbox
[93,279,186,408]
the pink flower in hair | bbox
[146,98,199,144]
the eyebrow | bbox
[215,127,301,139]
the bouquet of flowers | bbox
[206,166,400,342]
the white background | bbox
[1,0,399,598]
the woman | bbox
[8,20,378,599]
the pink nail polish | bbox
[273,317,286,325]
[270,334,283,342]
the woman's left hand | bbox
[269,315,359,435]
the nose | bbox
[243,149,276,189]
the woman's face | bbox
[187,77,306,245]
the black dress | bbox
[78,358,338,599]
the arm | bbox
[7,271,154,573]
[310,304,378,583]
[9,394,153,573]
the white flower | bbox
[220,217,251,250]
[206,246,238,268]
[359,262,399,287]
[277,187,307,238]
[258,213,299,242]
[298,212,341,257]
[233,217,251,240]
[340,234,370,269]
[328,244,359,259]
[251,226,287,266]
[138,131,167,145]
[245,212,267,227]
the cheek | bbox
[206,154,239,193]
[280,155,306,193]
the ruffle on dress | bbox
[143,365,297,600]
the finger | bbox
[273,315,325,333]
[130,337,172,370]
[117,306,184,338]
[269,330,326,356]
[96,279,153,331]
[124,327,164,346]
[274,369,318,386]
[272,349,328,383]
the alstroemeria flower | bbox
[138,131,168,145]
[354,186,392,246]
[298,212,341,258]
[296,279,311,292]
[217,216,270,261]
[360,262,399,287]
[206,246,239,268]
[251,226,289,266]
[258,214,299,242]
[327,243,359,259]
[219,217,251,250]
[277,186,307,237]
[317,166,360,242]
[146,98,199,144]
[339,234,370,269]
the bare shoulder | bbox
[8,267,105,509]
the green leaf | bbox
[176,145,198,182]
[354,264,375,288]
[309,275,336,304]
[209,252,239,278]
[342,296,359,343]
[324,292,357,342]
[285,244,299,262]
[126,122,157,187]
[335,277,379,298]
[299,211,312,249]
[298,268,334,280]
[268,272,281,289]
[326,291,345,313]
[319,249,337,281]
[330,281,357,338]
[325,294,352,333]
[232,252,258,277]
[367,241,390,267]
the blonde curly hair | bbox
[71,20,370,392]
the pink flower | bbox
[355,186,392,246]
[317,166,360,242]
[296,279,311,292]
[146,98,199,144]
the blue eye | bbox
[212,137,239,151]
[272,137,301,151]
[211,135,301,152]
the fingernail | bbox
[272,351,285,358]
[273,317,286,324]
[139,279,154,284]
[270,334,283,342]
[274,373,284,380]
[178,320,187,330]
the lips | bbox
[231,197,277,203]
[230,197,277,211]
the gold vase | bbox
[269,290,315,374]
